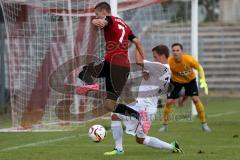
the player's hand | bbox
[200,79,208,95]
[136,59,144,67]
[92,19,107,28]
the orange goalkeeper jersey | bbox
[168,54,201,84]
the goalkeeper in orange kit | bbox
[159,43,211,132]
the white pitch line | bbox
[34,144,240,148]
[208,111,240,118]
[0,134,86,152]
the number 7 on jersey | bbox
[118,24,126,43]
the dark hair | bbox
[152,44,169,58]
[171,43,183,50]
[95,2,111,13]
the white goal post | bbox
[191,0,199,116]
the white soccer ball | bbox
[88,124,106,142]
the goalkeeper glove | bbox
[200,79,208,95]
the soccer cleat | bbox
[202,123,211,132]
[104,149,124,155]
[171,141,183,153]
[76,84,99,95]
[159,124,168,132]
[139,110,150,134]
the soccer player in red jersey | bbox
[78,2,145,116]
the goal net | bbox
[0,0,192,131]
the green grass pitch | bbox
[0,97,239,160]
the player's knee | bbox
[192,96,200,104]
[136,136,144,144]
[111,113,120,121]
[104,99,117,112]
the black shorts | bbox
[79,60,130,101]
[167,79,198,99]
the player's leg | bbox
[185,79,211,132]
[178,95,188,107]
[191,96,205,122]
[105,111,143,155]
[107,63,130,99]
[78,61,104,84]
[177,88,188,107]
[79,60,130,112]
[104,109,139,156]
[77,61,105,94]
[103,62,130,112]
[159,99,175,131]
[104,113,124,155]
[136,136,182,153]
[192,96,211,132]
[135,112,182,153]
[159,80,182,132]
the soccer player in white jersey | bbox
[104,45,182,155]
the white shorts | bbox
[114,101,157,138]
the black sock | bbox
[114,104,139,120]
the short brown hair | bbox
[171,43,183,50]
[95,2,111,13]
[152,44,169,58]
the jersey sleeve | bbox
[127,27,136,41]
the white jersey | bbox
[128,60,171,113]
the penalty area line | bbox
[0,134,87,152]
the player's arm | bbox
[198,65,206,82]
[192,57,208,95]
[131,37,145,67]
[92,16,112,29]
[198,65,208,95]
[131,38,149,79]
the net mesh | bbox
[0,0,192,131]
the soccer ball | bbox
[88,124,106,142]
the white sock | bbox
[111,120,123,151]
[143,136,173,151]
[202,123,208,127]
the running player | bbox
[159,43,211,132]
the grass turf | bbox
[0,97,239,160]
